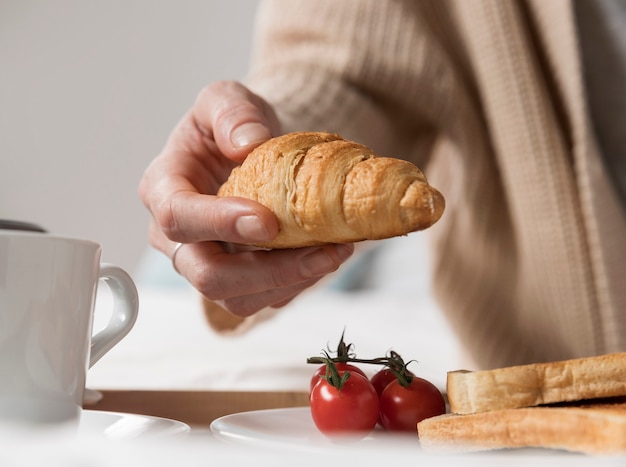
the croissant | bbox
[217,131,445,249]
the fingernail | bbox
[235,215,271,241]
[300,249,338,278]
[335,244,354,261]
[230,122,272,148]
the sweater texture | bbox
[244,0,626,369]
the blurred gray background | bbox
[1,0,261,275]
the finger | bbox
[146,197,277,247]
[173,241,354,301]
[217,277,324,317]
[194,80,281,162]
[268,294,302,309]
[150,189,279,244]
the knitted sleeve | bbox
[244,0,457,169]
[240,0,626,370]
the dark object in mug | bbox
[0,220,47,233]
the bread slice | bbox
[447,352,626,414]
[417,398,626,455]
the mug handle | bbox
[89,263,139,368]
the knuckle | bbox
[213,99,259,127]
[221,298,259,318]
[152,192,188,242]
[266,265,295,289]
[189,261,224,301]
[153,198,179,240]
[196,80,244,110]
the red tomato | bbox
[310,371,379,437]
[379,376,446,433]
[309,363,367,394]
[370,367,414,397]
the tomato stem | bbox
[318,351,351,391]
[307,356,389,365]
[307,350,417,387]
[335,329,353,360]
[385,351,414,387]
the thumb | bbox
[194,81,280,163]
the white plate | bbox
[80,410,190,440]
[210,407,420,453]
[210,408,594,462]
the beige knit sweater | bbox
[239,0,626,369]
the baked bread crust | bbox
[447,352,626,414]
[418,398,626,455]
[217,131,445,249]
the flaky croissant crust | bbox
[217,131,444,248]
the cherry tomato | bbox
[379,376,446,433]
[310,371,379,437]
[370,367,416,426]
[370,367,414,397]
[309,363,367,394]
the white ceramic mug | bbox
[0,229,139,425]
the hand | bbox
[138,81,354,317]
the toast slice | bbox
[417,398,626,455]
[447,352,626,414]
